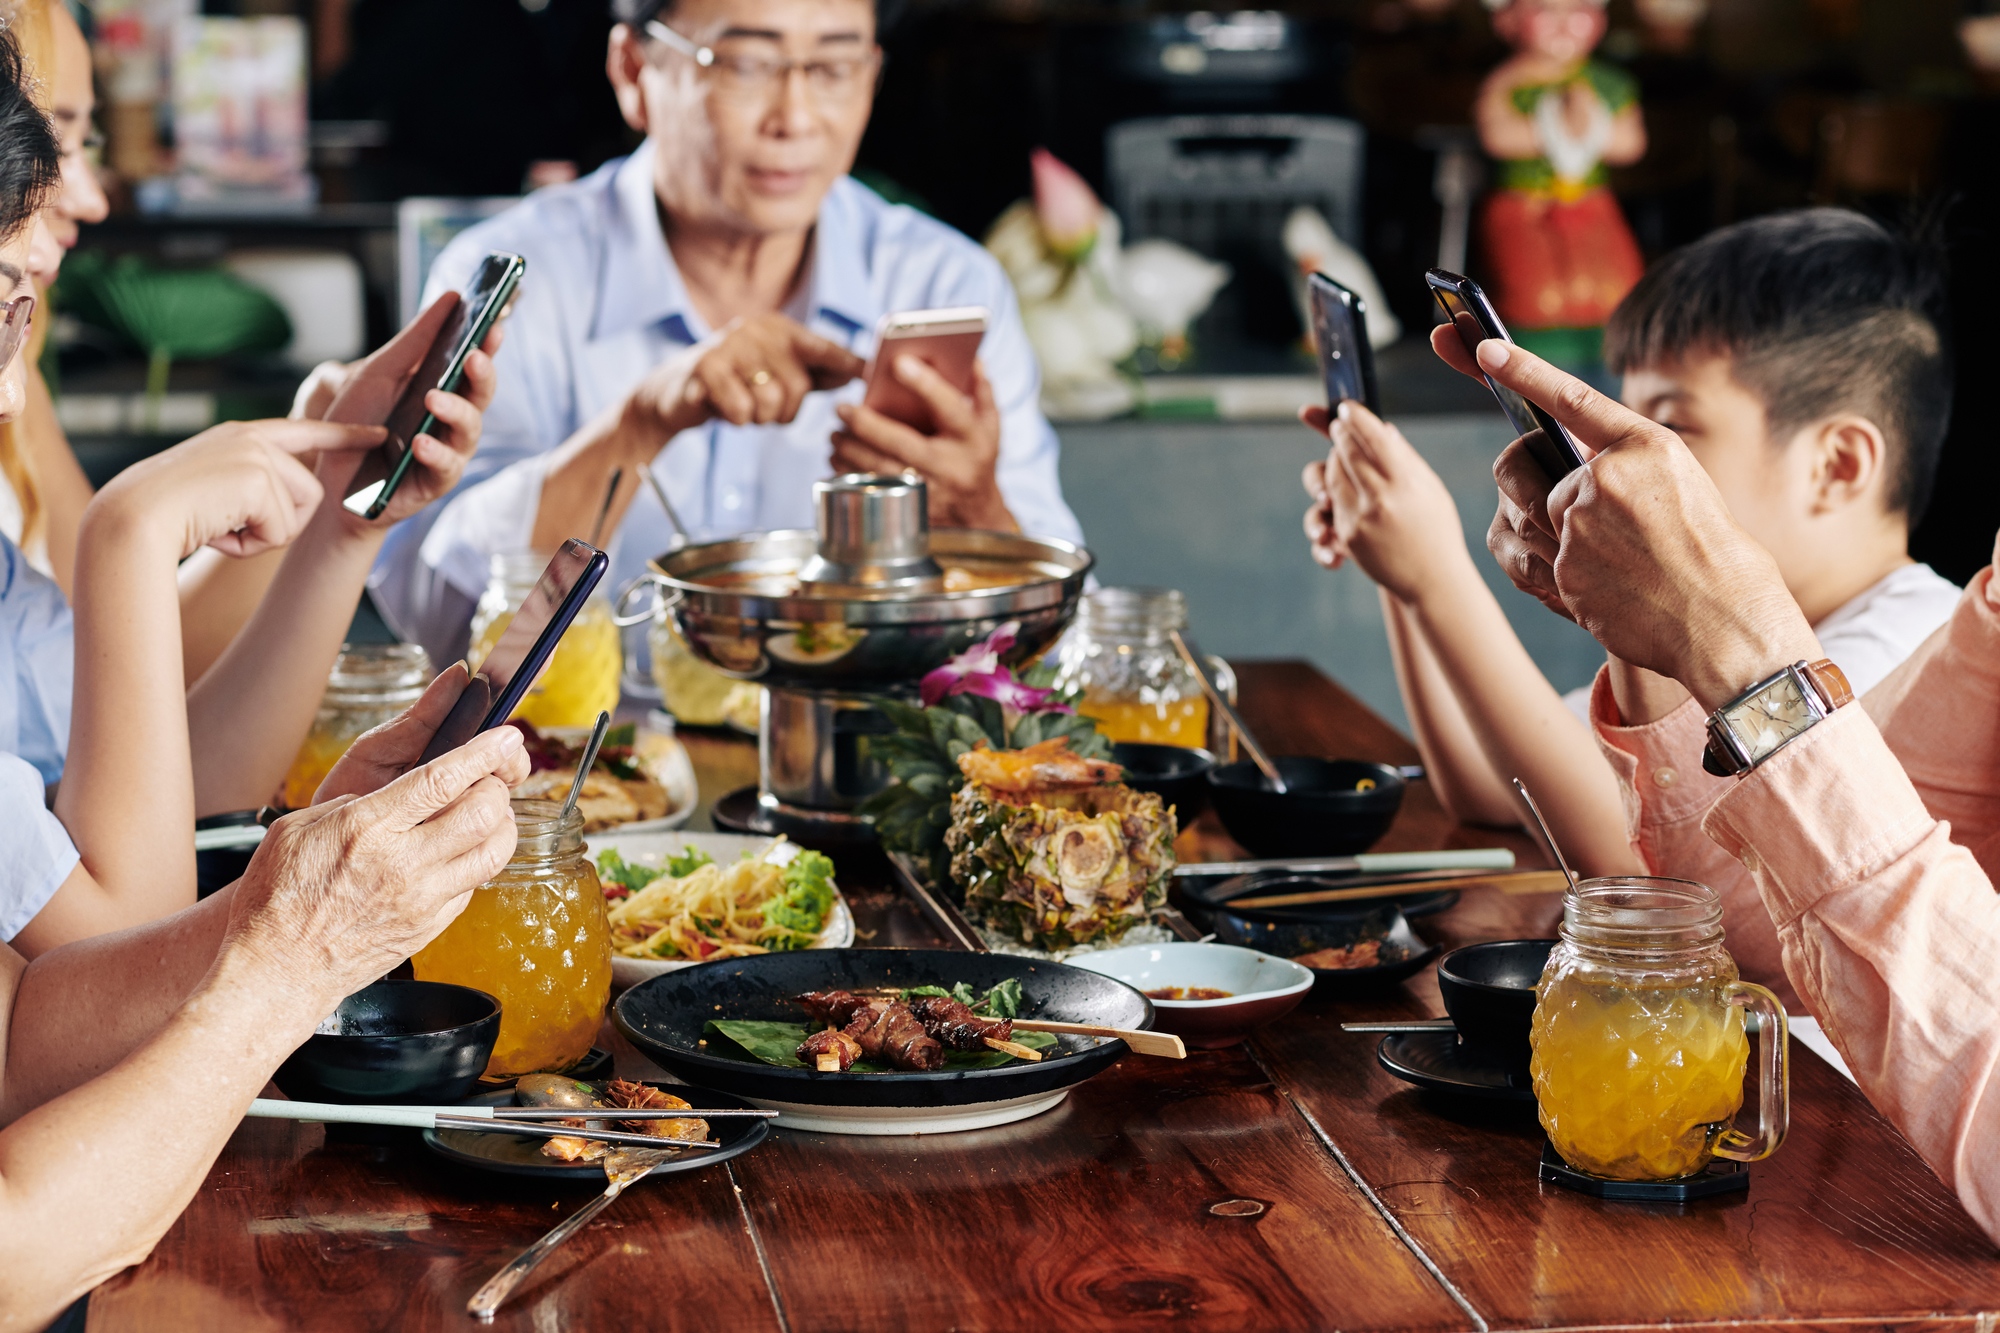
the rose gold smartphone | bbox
[863,306,988,433]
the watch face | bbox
[1721,672,1815,764]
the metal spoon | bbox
[559,711,613,827]
[1168,629,1287,793]
[467,1143,680,1320]
[1511,777,1579,892]
[642,462,689,548]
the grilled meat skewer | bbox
[798,1027,863,1071]
[908,994,1014,1051]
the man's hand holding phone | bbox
[304,291,504,528]
[831,356,1014,531]
[621,312,865,446]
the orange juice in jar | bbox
[411,799,612,1077]
[1049,588,1232,752]
[469,552,622,728]
[277,643,431,808]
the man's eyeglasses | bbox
[644,19,881,106]
[0,294,34,372]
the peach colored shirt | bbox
[1594,567,2000,1242]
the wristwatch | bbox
[1702,659,1853,777]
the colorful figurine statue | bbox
[1474,0,1646,363]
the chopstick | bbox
[1175,848,1517,880]
[245,1098,746,1149]
[1010,1020,1186,1059]
[1223,870,1570,911]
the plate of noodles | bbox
[587,831,855,989]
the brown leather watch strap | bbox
[1803,659,1854,711]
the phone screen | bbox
[418,539,607,764]
[1308,274,1378,414]
[344,252,524,518]
[1427,270,1584,478]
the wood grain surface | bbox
[87,663,2000,1332]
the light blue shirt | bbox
[0,532,71,785]
[0,750,76,940]
[369,144,1083,668]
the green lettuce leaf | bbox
[703,1019,1055,1072]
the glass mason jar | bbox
[469,551,622,729]
[411,799,612,1078]
[1530,877,1789,1181]
[277,642,432,809]
[1048,587,1236,753]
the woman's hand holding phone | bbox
[304,291,505,528]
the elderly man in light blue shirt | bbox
[370,0,1082,668]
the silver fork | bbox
[467,1144,679,1320]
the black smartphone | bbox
[417,539,608,765]
[1307,273,1379,414]
[344,252,527,521]
[1425,268,1586,479]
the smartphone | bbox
[863,306,988,433]
[417,539,608,765]
[1307,273,1379,415]
[344,252,527,521]
[1425,268,1586,479]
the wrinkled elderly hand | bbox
[303,291,505,528]
[1462,338,1820,710]
[831,358,1015,531]
[623,313,864,449]
[225,726,525,1005]
[315,663,530,804]
[1299,399,1469,603]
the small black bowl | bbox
[1207,757,1405,858]
[1435,939,1556,1067]
[274,980,502,1105]
[195,810,263,900]
[1112,742,1216,825]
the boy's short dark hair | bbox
[1604,208,1951,526]
[0,26,57,241]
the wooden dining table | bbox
[91,662,2000,1331]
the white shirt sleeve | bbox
[0,752,77,942]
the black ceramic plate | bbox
[613,949,1152,1110]
[1304,939,1443,997]
[1377,1030,1536,1102]
[423,1083,770,1180]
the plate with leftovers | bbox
[613,949,1153,1134]
[587,831,854,989]
[509,720,698,833]
[423,1076,771,1179]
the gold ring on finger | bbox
[750,369,772,387]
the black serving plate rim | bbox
[612,949,1154,1109]
[1376,1029,1536,1102]
[422,1082,770,1180]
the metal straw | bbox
[589,468,623,548]
[1169,629,1287,792]
[560,711,613,826]
[642,463,689,546]
[1512,777,1579,892]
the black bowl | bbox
[274,980,501,1105]
[1435,939,1556,1067]
[614,949,1151,1109]
[195,810,263,900]
[1206,758,1404,858]
[1112,742,1216,824]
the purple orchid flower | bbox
[920,620,1072,714]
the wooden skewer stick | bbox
[983,1036,1044,1062]
[1225,870,1570,911]
[1011,1020,1186,1059]
[816,1053,842,1073]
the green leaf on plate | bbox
[703,1020,1057,1072]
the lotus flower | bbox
[920,621,1072,714]
[1031,149,1101,262]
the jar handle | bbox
[1713,981,1790,1162]
[612,574,668,628]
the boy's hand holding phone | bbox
[309,291,504,527]
[1300,400,1473,605]
[831,357,1014,531]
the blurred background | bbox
[53,0,2000,728]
